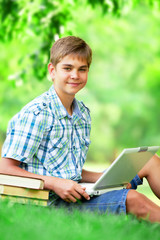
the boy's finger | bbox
[76,184,90,200]
[65,199,71,203]
[126,183,132,189]
[82,191,90,200]
[66,195,77,203]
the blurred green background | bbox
[0,0,160,163]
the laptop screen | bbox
[93,146,160,190]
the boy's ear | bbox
[48,63,55,80]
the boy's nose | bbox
[71,70,79,79]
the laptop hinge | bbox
[139,147,148,152]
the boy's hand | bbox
[47,177,90,203]
[126,183,132,189]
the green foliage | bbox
[0,199,160,240]
[0,0,74,80]
[1,0,159,81]
[68,4,160,161]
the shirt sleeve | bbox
[2,111,45,163]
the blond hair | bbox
[50,36,92,68]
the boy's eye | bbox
[63,67,71,71]
[79,68,87,72]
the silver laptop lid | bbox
[93,146,160,190]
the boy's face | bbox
[48,54,89,100]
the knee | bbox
[152,154,160,166]
[126,190,149,218]
[138,154,160,179]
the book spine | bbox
[0,185,49,200]
[0,195,48,206]
[0,175,44,189]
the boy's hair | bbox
[50,36,92,68]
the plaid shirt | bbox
[2,85,91,182]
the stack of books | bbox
[0,173,49,206]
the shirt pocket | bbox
[73,137,91,166]
[81,137,91,154]
[49,138,68,150]
[80,137,91,149]
[44,138,69,173]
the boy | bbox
[1,36,160,222]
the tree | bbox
[1,0,159,81]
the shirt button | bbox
[43,103,46,106]
[34,111,40,115]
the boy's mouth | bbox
[68,82,81,87]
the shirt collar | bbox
[48,85,82,121]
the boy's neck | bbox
[54,88,75,116]
[62,97,74,116]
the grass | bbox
[1,181,160,240]
[0,199,160,240]
[1,162,160,240]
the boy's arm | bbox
[0,157,90,203]
[81,169,102,183]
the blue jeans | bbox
[49,175,143,214]
[51,189,130,214]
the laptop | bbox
[81,146,160,196]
